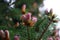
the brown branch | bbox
[38,21,52,40]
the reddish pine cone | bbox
[21,12,32,21]
[54,29,59,36]
[55,36,60,40]
[22,4,26,14]
[14,35,20,40]
[47,36,53,40]
[21,12,37,26]
[45,9,49,15]
[21,14,26,21]
[0,30,5,38]
[26,12,31,20]
[5,30,10,40]
[0,30,5,40]
[32,16,37,23]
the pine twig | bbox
[38,21,52,40]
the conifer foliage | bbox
[0,0,59,40]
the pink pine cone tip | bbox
[45,9,49,13]
[26,12,31,20]
[21,12,32,21]
[5,30,10,38]
[32,16,37,23]
[55,37,60,40]
[22,4,26,9]
[14,36,20,40]
[21,14,26,20]
[47,37,53,40]
[54,29,59,36]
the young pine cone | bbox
[14,35,20,40]
[21,4,26,14]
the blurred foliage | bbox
[15,0,43,8]
[0,0,56,40]
[0,16,52,40]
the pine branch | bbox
[27,26,30,40]
[38,21,52,40]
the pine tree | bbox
[0,0,59,40]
